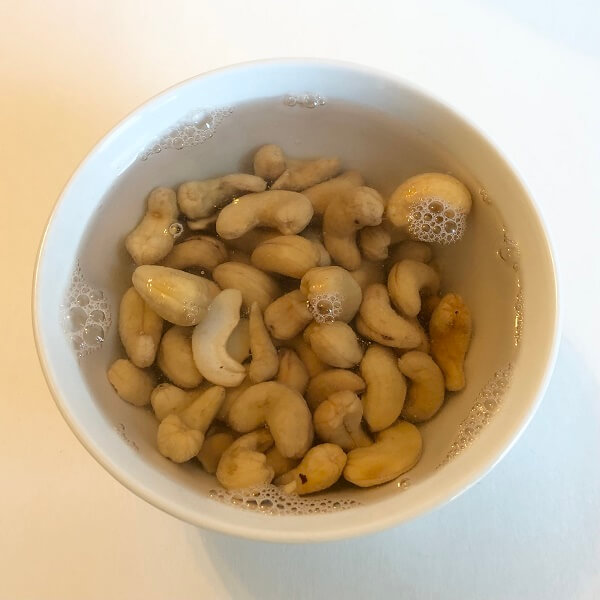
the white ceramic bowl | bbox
[33,59,559,542]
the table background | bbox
[2,1,599,598]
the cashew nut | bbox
[388,240,432,265]
[118,287,163,368]
[303,170,364,215]
[271,157,341,191]
[305,369,366,412]
[300,228,331,266]
[285,335,327,377]
[216,190,314,240]
[251,235,321,278]
[212,262,282,311]
[276,348,309,394]
[264,290,313,340]
[132,265,220,326]
[303,321,364,368]
[397,350,445,422]
[107,358,155,406]
[191,289,247,387]
[248,302,279,383]
[387,259,440,318]
[151,383,198,421]
[216,429,275,490]
[177,174,266,219]
[253,144,286,181]
[157,326,203,389]
[313,391,372,451]
[227,382,313,458]
[125,187,179,265]
[187,213,218,231]
[349,260,385,291]
[160,236,228,271]
[343,421,422,487]
[177,385,225,431]
[197,431,235,474]
[157,414,205,463]
[360,345,407,432]
[218,377,253,422]
[276,444,347,495]
[429,293,472,391]
[265,447,299,478]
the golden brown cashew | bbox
[157,326,203,389]
[305,369,366,412]
[160,236,228,271]
[387,259,440,318]
[271,157,341,191]
[253,144,286,181]
[251,235,321,278]
[303,322,364,368]
[107,359,155,406]
[248,302,279,383]
[303,170,364,215]
[276,348,310,395]
[264,290,313,340]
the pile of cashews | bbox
[107,144,473,495]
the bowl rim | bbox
[32,57,561,542]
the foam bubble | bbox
[307,292,344,324]
[408,198,467,244]
[283,93,326,108]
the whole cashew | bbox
[387,259,440,318]
[160,236,228,271]
[276,348,309,394]
[264,290,313,340]
[157,414,205,463]
[197,431,235,474]
[285,335,327,378]
[227,381,313,458]
[271,157,341,191]
[118,287,163,368]
[248,302,279,383]
[360,345,407,432]
[187,213,218,231]
[125,187,179,265]
[343,421,422,487]
[226,317,250,364]
[303,170,364,215]
[397,350,445,422]
[107,358,155,406]
[191,289,247,387]
[265,447,299,478]
[216,190,314,240]
[349,260,385,291]
[388,240,432,265]
[253,144,286,181]
[151,383,200,421]
[157,326,203,389]
[251,235,321,278]
[132,265,220,326]
[305,369,366,412]
[303,322,364,368]
[429,293,472,391]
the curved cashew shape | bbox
[218,377,253,422]
[248,302,279,383]
[226,317,250,364]
[265,447,299,478]
[107,359,155,406]
[160,236,228,271]
[429,293,472,391]
[272,157,341,191]
[251,235,321,278]
[264,290,312,340]
[276,348,309,394]
[187,213,218,231]
[253,144,286,181]
[177,174,266,219]
[313,391,372,451]
[398,351,445,422]
[216,190,314,240]
[303,322,364,368]
[125,187,179,265]
[388,240,432,265]
[285,335,327,377]
[132,265,220,326]
[344,421,422,487]
[151,383,200,421]
[300,266,362,322]
[212,262,282,311]
[323,186,384,270]
[305,369,366,412]
[360,345,407,432]
[157,326,203,388]
[349,260,385,291]
[388,259,440,318]
[276,444,347,495]
[197,431,235,474]
[157,414,205,463]
[227,382,313,458]
[216,429,275,490]
[191,289,246,387]
[303,170,364,215]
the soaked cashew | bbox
[388,240,432,265]
[344,421,422,487]
[248,302,279,383]
[349,260,385,291]
[276,444,347,495]
[177,174,267,219]
[429,293,472,391]
[132,265,220,326]
[212,262,282,311]
[265,447,299,478]
[226,317,250,364]
[228,381,313,458]
[178,385,225,432]
[160,236,228,271]
[253,144,286,181]
[216,190,313,240]
[276,348,309,394]
[264,290,313,340]
[157,326,203,389]
[398,350,445,422]
[157,414,205,463]
[313,391,372,451]
[197,431,235,474]
[251,235,321,278]
[151,383,197,421]
[285,335,327,377]
[216,429,275,490]
[271,157,341,191]
[358,221,408,262]
[360,345,407,432]
[303,322,364,368]
[323,187,385,270]
[218,377,253,422]
[388,259,440,318]
[118,287,163,368]
[305,369,366,412]
[303,170,364,215]
[107,359,155,406]
[125,187,179,265]
[187,214,218,231]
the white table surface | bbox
[2,1,599,598]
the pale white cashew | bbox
[303,322,364,368]
[107,359,155,406]
[276,444,347,495]
[157,414,205,463]
[125,187,179,265]
[216,429,275,490]
[253,144,286,181]
[349,260,385,292]
[191,289,246,387]
[251,235,321,278]
[157,326,203,389]
[271,157,341,191]
[216,190,314,240]
[313,391,372,451]
[227,381,313,458]
[300,229,331,266]
[285,335,327,377]
[212,262,282,311]
[323,187,384,270]
[197,431,235,474]
[305,368,366,412]
[177,174,267,219]
[344,421,422,487]
[397,350,445,422]
[118,287,163,368]
[276,348,309,394]
[387,259,440,318]
[218,377,253,422]
[303,170,364,216]
[132,265,220,326]
[160,236,228,271]
[429,293,472,391]
[264,290,313,340]
[388,240,432,265]
[226,318,250,364]
[265,447,299,478]
[178,385,225,431]
[360,345,407,432]
[187,213,218,231]
[358,221,407,261]
[150,383,199,421]
[248,302,279,383]
[300,266,362,323]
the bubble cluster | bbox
[514,286,524,348]
[283,93,326,108]
[168,222,184,238]
[307,292,343,323]
[408,198,466,244]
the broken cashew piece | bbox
[251,235,321,278]
[253,144,286,181]
[276,348,310,394]
[157,326,203,389]
[248,302,279,383]
[388,259,440,318]
[160,236,228,271]
[151,383,199,421]
[107,359,155,406]
[197,431,235,474]
[265,447,299,478]
[303,170,364,216]
[125,187,179,265]
[157,414,205,463]
[271,157,341,191]
[388,240,432,265]
[303,321,364,368]
[264,290,313,340]
[305,369,366,412]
